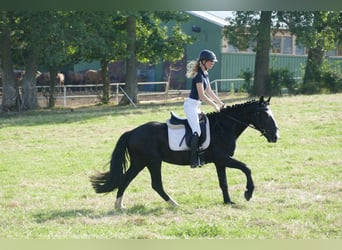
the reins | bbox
[218,109,267,136]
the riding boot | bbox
[190,132,200,168]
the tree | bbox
[120,11,193,105]
[40,11,90,108]
[1,11,193,110]
[79,11,127,104]
[224,11,275,96]
[123,14,137,105]
[254,11,272,96]
[14,11,45,111]
[75,11,192,105]
[278,11,342,94]
[6,11,108,109]
[0,11,20,112]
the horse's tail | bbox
[90,131,130,193]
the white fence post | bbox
[63,85,66,107]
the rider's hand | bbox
[214,104,220,112]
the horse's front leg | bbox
[226,156,255,201]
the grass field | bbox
[0,94,341,239]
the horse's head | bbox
[252,96,279,143]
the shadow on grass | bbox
[0,102,166,128]
[33,209,95,223]
[33,204,173,223]
[108,204,172,216]
[0,96,249,128]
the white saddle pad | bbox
[166,116,210,151]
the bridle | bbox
[218,107,269,137]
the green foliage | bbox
[300,62,342,94]
[1,11,194,108]
[240,68,300,96]
[223,11,262,51]
[80,11,127,63]
[136,11,193,64]
[279,11,341,51]
[278,11,342,90]
[225,11,342,97]
[320,65,342,93]
[267,68,299,96]
[239,69,254,95]
[240,63,342,96]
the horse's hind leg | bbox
[147,160,179,207]
[115,163,145,209]
[215,164,235,204]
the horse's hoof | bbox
[114,204,125,210]
[167,197,179,207]
[114,197,125,210]
[244,191,252,201]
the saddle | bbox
[166,112,210,151]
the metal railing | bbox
[5,77,301,107]
[40,81,169,106]
[210,78,251,95]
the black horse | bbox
[90,96,279,209]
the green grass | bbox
[0,94,341,239]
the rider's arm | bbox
[196,82,220,112]
[206,84,225,108]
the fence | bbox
[38,81,169,106]
[210,76,302,95]
[211,78,247,94]
[0,79,255,107]
[49,79,245,106]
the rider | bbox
[184,49,225,168]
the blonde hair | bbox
[186,60,200,78]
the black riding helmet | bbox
[199,49,218,62]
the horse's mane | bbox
[225,99,259,111]
[207,99,259,117]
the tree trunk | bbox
[100,59,110,104]
[0,26,19,112]
[253,11,272,96]
[120,15,137,105]
[21,51,39,111]
[303,47,324,94]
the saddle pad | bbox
[166,116,210,151]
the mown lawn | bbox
[0,94,341,239]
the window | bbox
[327,43,342,57]
[282,36,293,54]
[272,35,294,54]
[326,49,337,57]
[272,36,281,53]
[295,43,305,55]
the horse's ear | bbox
[259,96,264,104]
[267,97,271,104]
